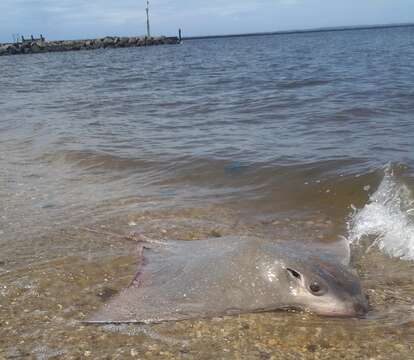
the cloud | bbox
[0,0,300,26]
[0,0,413,43]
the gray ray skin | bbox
[86,236,368,324]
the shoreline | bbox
[0,35,179,56]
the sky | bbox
[1,0,414,43]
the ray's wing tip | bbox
[81,319,144,325]
[82,312,146,325]
[82,307,118,324]
[82,306,154,325]
[82,312,107,324]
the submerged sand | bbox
[1,206,413,359]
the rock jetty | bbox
[0,36,179,56]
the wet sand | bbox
[1,206,413,359]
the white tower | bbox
[146,0,151,37]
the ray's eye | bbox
[309,282,322,294]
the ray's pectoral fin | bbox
[86,241,171,324]
[85,237,228,324]
[85,284,197,324]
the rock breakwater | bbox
[0,36,179,56]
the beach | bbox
[1,26,414,358]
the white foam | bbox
[347,165,414,261]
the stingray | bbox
[86,235,368,324]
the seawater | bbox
[1,26,414,358]
[348,165,414,261]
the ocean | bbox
[1,26,414,358]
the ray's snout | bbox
[314,295,368,318]
[336,295,369,317]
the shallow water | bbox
[1,26,414,358]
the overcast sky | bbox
[1,0,413,42]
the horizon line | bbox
[183,22,414,40]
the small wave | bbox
[279,78,331,89]
[332,106,387,120]
[40,149,156,173]
[347,164,414,261]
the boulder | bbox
[0,45,9,56]
[118,37,129,46]
[93,39,103,49]
[165,37,179,44]
[103,37,114,47]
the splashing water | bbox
[347,166,414,261]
